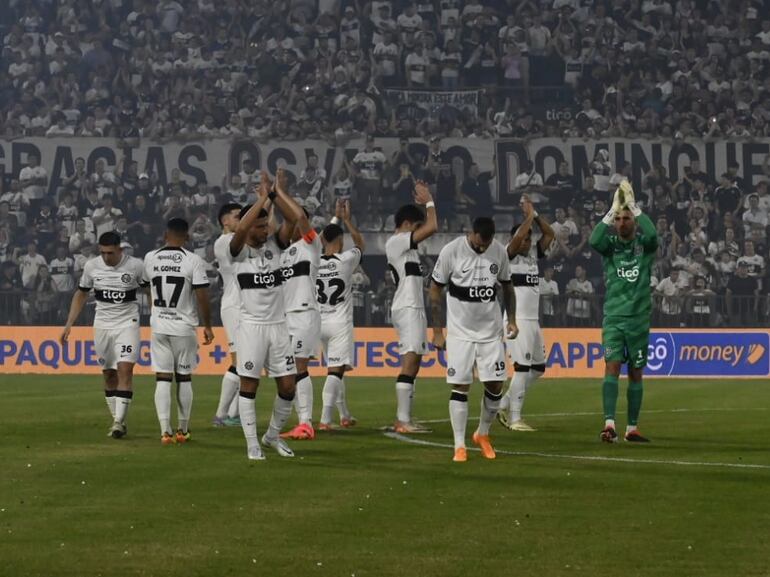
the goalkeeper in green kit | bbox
[589,181,657,443]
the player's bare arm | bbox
[274,167,312,238]
[60,289,90,343]
[534,210,556,254]
[230,171,271,256]
[502,281,518,339]
[342,200,365,251]
[429,280,446,349]
[507,194,536,259]
[412,180,438,244]
[194,286,215,345]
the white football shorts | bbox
[236,322,296,379]
[506,319,546,366]
[445,336,506,385]
[392,307,428,355]
[320,318,354,369]
[151,333,199,375]
[221,306,239,354]
[94,326,140,370]
[286,309,321,359]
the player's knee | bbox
[514,363,531,373]
[296,371,309,381]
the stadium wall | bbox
[2,137,770,201]
[1,327,767,379]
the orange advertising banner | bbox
[0,327,767,378]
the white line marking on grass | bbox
[416,407,768,424]
[383,432,770,470]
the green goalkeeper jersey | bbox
[589,213,658,319]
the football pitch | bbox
[1,376,769,577]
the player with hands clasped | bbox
[385,180,437,434]
[498,194,555,432]
[590,181,658,443]
[429,217,518,462]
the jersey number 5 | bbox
[316,279,345,306]
[152,276,185,308]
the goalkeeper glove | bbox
[619,180,642,217]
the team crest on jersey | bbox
[244,361,254,370]
[447,368,456,376]
[634,244,643,257]
[289,247,297,256]
[265,250,273,260]
[121,273,132,283]
[489,263,499,275]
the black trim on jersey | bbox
[237,271,283,289]
[283,260,311,278]
[447,281,497,302]
[431,277,446,287]
[78,285,91,292]
[409,232,418,250]
[511,273,540,287]
[321,254,340,261]
[404,262,422,277]
[192,282,210,289]
[156,246,186,253]
[388,264,400,286]
[94,288,137,303]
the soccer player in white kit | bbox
[227,171,308,460]
[429,217,518,462]
[385,180,437,433]
[60,231,146,438]
[317,199,365,431]
[498,195,555,431]
[278,194,322,441]
[143,218,215,445]
[212,202,244,427]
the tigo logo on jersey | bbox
[616,266,640,282]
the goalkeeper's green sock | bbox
[627,380,644,427]
[602,375,619,428]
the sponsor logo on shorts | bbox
[447,368,456,376]
[244,361,254,371]
[179,364,190,370]
[98,358,105,365]
[328,356,341,363]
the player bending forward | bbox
[385,180,437,433]
[226,171,308,460]
[430,217,518,462]
[143,218,214,445]
[61,231,146,438]
[498,195,554,431]
[212,202,244,427]
[317,199,365,430]
[589,181,657,443]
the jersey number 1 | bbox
[152,276,185,308]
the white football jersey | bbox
[386,231,424,310]
[431,236,510,342]
[143,246,209,336]
[227,236,286,325]
[508,242,546,321]
[78,254,145,329]
[317,247,362,324]
[281,231,322,313]
[214,233,241,311]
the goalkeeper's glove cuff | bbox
[602,210,616,225]
[628,202,642,217]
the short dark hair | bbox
[322,223,344,243]
[218,202,242,225]
[238,204,268,219]
[167,217,189,235]
[98,231,121,246]
[473,217,495,241]
[395,204,425,228]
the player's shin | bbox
[627,380,643,431]
[477,388,503,435]
[335,377,352,421]
[294,371,313,425]
[114,390,133,425]
[266,389,296,440]
[395,374,415,423]
[216,366,240,419]
[449,390,469,449]
[602,375,619,427]
[154,378,173,434]
[176,378,193,434]
[104,390,117,419]
[238,391,260,450]
[506,366,529,422]
[320,373,342,425]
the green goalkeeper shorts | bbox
[602,316,650,368]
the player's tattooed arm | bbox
[194,286,215,345]
[412,180,438,244]
[534,211,556,255]
[508,194,535,259]
[60,289,90,344]
[273,168,311,246]
[230,171,271,256]
[342,200,366,252]
[502,281,519,339]
[429,280,446,350]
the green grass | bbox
[1,376,769,577]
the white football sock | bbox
[227,390,240,418]
[104,390,116,419]
[295,372,314,425]
[507,371,529,422]
[154,379,172,434]
[239,393,259,451]
[477,389,503,435]
[114,390,133,425]
[321,374,342,424]
[216,369,240,419]
[266,393,294,440]
[449,390,468,449]
[395,375,415,423]
[176,379,193,433]
[336,377,352,420]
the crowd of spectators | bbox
[2,1,770,141]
